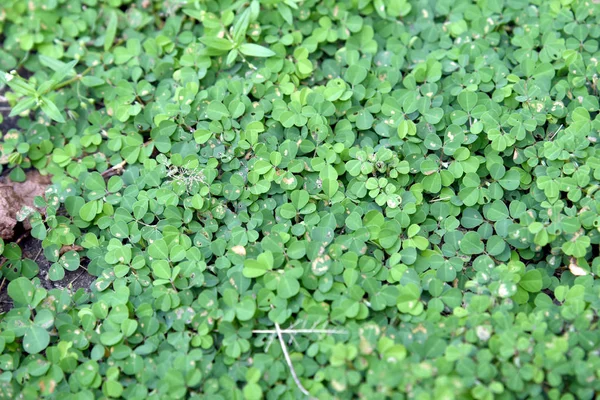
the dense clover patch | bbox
[1,0,600,399]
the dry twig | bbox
[101,160,127,177]
[548,124,563,141]
[252,320,346,398]
[274,322,311,397]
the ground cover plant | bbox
[1,0,600,398]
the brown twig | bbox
[548,124,563,141]
[33,247,43,262]
[101,141,152,177]
[15,232,29,245]
[68,271,86,288]
[101,160,127,177]
[59,244,84,256]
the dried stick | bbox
[274,322,311,397]
[101,160,127,177]
[253,328,346,334]
[253,320,346,398]
[548,124,563,141]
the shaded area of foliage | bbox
[1,0,600,399]
[0,236,94,314]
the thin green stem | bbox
[52,66,94,92]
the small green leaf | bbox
[277,275,300,299]
[239,43,276,57]
[23,326,50,354]
[85,172,106,192]
[200,37,234,51]
[81,76,105,87]
[100,331,124,346]
[458,91,478,111]
[235,297,257,321]
[243,252,274,278]
[148,239,169,260]
[40,97,65,123]
[520,270,543,293]
[104,12,118,51]
[9,97,36,117]
[79,201,99,222]
[7,277,35,305]
[206,101,230,120]
[152,260,171,280]
[459,232,484,255]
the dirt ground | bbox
[0,87,96,313]
[0,235,95,313]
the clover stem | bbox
[53,66,94,91]
[238,52,257,70]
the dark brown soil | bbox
[0,235,96,313]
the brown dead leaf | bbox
[8,170,52,208]
[0,186,20,239]
[231,245,246,256]
[568,257,588,276]
[60,244,84,256]
[0,170,51,240]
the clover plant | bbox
[1,0,600,399]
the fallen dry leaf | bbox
[8,170,52,208]
[231,245,246,256]
[0,170,51,240]
[60,244,84,256]
[0,185,21,240]
[569,257,588,276]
